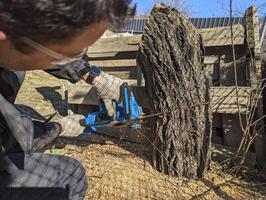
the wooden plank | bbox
[87,52,118,58]
[210,87,251,114]
[88,51,137,60]
[199,24,244,47]
[89,59,137,68]
[88,56,221,82]
[88,26,244,58]
[245,5,261,50]
[100,66,136,71]
[87,35,142,54]
[104,70,137,80]
[89,56,218,66]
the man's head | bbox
[0,0,136,70]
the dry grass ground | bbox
[16,71,266,200]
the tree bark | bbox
[137,4,212,178]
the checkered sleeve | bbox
[45,56,90,84]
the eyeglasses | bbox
[20,37,88,65]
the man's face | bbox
[0,20,107,70]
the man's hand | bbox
[93,72,124,117]
[59,115,86,137]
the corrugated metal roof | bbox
[120,17,244,33]
[121,18,147,33]
[190,17,244,28]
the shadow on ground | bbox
[36,86,67,116]
[51,131,153,166]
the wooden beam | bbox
[210,87,251,114]
[245,6,266,165]
[199,24,244,47]
[87,26,245,58]
[87,51,137,60]
[87,35,142,54]
[102,71,137,80]
[245,5,261,50]
[87,52,118,58]
[89,59,137,68]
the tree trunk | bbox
[137,4,212,178]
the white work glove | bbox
[59,114,86,137]
[94,72,124,117]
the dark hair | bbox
[0,0,136,50]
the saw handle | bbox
[120,83,133,120]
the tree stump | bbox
[137,4,212,178]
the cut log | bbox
[137,4,212,178]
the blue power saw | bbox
[81,83,144,133]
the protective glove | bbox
[93,72,124,117]
[59,114,86,137]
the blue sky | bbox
[133,0,266,17]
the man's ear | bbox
[0,31,7,40]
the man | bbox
[0,1,136,200]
